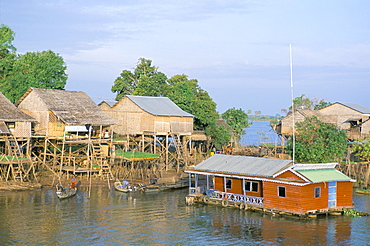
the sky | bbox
[1,0,370,116]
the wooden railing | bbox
[189,188,264,206]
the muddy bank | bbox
[0,168,188,192]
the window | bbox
[278,186,286,197]
[314,187,321,198]
[226,179,232,189]
[245,181,258,192]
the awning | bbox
[0,122,10,134]
[65,125,88,132]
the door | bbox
[328,181,337,208]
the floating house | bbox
[17,87,116,137]
[185,154,355,217]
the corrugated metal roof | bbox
[127,95,194,117]
[297,169,351,183]
[193,154,293,177]
[340,103,370,114]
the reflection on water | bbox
[0,187,369,245]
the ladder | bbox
[92,143,113,179]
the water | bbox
[241,121,281,146]
[0,187,369,245]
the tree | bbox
[166,74,196,114]
[111,58,167,100]
[0,24,16,52]
[285,94,332,112]
[0,24,16,94]
[222,108,250,145]
[205,123,231,149]
[351,138,370,187]
[167,74,218,129]
[4,50,68,103]
[287,116,347,163]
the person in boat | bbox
[71,175,76,189]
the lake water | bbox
[241,121,282,146]
[0,186,369,245]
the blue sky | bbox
[1,0,369,115]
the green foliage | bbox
[351,138,370,162]
[205,123,231,147]
[111,58,168,100]
[4,50,68,103]
[284,94,332,113]
[0,25,68,103]
[222,108,250,141]
[0,24,16,53]
[166,74,196,114]
[287,116,347,163]
[343,208,362,217]
[313,101,331,110]
[0,24,16,95]
[191,88,218,128]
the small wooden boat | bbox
[114,180,131,192]
[355,188,370,195]
[114,180,145,192]
[56,185,77,199]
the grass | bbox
[115,150,160,160]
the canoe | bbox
[56,186,77,199]
[114,180,145,192]
[355,189,370,195]
[114,181,132,192]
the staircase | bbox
[92,143,113,179]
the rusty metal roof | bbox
[193,154,293,178]
[127,95,194,117]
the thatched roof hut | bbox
[99,95,194,136]
[0,92,36,137]
[318,102,370,139]
[16,88,116,137]
[275,109,336,136]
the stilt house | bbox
[99,95,194,136]
[0,92,37,181]
[186,154,355,216]
[275,103,370,141]
[0,92,36,138]
[274,109,336,138]
[318,102,370,140]
[16,87,116,138]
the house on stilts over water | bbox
[16,87,116,177]
[185,154,355,217]
[0,92,37,181]
[99,95,194,170]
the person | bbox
[71,175,76,189]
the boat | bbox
[114,180,145,192]
[56,185,77,199]
[355,188,370,195]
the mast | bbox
[290,44,295,163]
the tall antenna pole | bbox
[290,44,295,163]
